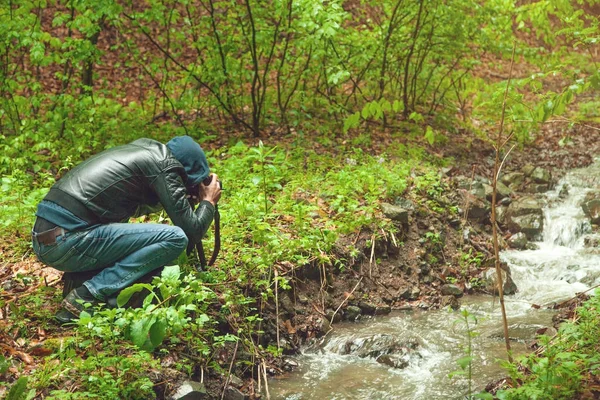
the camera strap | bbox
[196,205,220,270]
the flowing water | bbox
[269,160,600,400]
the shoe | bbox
[54,286,101,324]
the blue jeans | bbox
[32,223,188,301]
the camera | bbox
[203,174,222,190]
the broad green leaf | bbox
[361,103,371,119]
[149,318,167,348]
[424,126,435,145]
[130,315,156,348]
[117,283,153,307]
[161,265,180,281]
[456,355,472,369]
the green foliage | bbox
[449,308,486,400]
[5,376,34,400]
[496,289,600,399]
[80,265,216,351]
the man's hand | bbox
[199,173,221,206]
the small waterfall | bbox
[503,160,600,308]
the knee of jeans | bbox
[169,226,188,252]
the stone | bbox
[482,182,511,201]
[440,295,460,310]
[582,193,600,224]
[559,184,570,198]
[228,375,244,389]
[498,197,511,206]
[381,203,409,224]
[297,295,309,305]
[481,267,517,295]
[376,354,409,369]
[521,164,536,176]
[345,305,362,321]
[440,284,463,297]
[326,309,342,323]
[395,287,411,300]
[506,196,544,238]
[465,194,491,222]
[358,301,377,315]
[170,380,208,400]
[375,305,392,315]
[525,242,539,250]
[525,183,550,194]
[508,232,528,250]
[409,286,421,300]
[501,172,525,189]
[394,198,415,210]
[530,167,552,184]
[495,206,507,226]
[223,386,247,400]
[470,181,486,200]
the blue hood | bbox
[166,136,210,186]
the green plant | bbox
[497,289,600,399]
[450,308,488,400]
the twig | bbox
[491,42,517,364]
[274,268,280,350]
[325,277,363,336]
[220,339,239,400]
[261,359,271,400]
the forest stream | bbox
[268,159,600,400]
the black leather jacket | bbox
[42,138,214,244]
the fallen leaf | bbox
[283,320,296,334]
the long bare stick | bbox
[491,43,517,363]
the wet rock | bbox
[394,287,411,300]
[501,172,525,190]
[508,232,528,250]
[409,286,421,300]
[170,380,208,400]
[440,295,460,310]
[495,206,507,226]
[345,306,362,321]
[375,305,392,315]
[449,218,462,228]
[470,181,486,200]
[440,284,463,297]
[326,309,342,323]
[228,375,244,389]
[525,242,540,250]
[506,196,544,238]
[330,333,421,362]
[530,167,552,184]
[559,184,570,199]
[223,386,247,400]
[283,358,299,372]
[280,295,295,314]
[482,182,512,201]
[376,354,409,369]
[381,203,409,224]
[464,194,491,222]
[525,183,551,194]
[394,198,415,210]
[582,193,600,224]
[358,301,377,315]
[418,261,431,275]
[498,197,511,206]
[521,164,536,177]
[481,267,517,295]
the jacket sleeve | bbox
[151,170,215,244]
